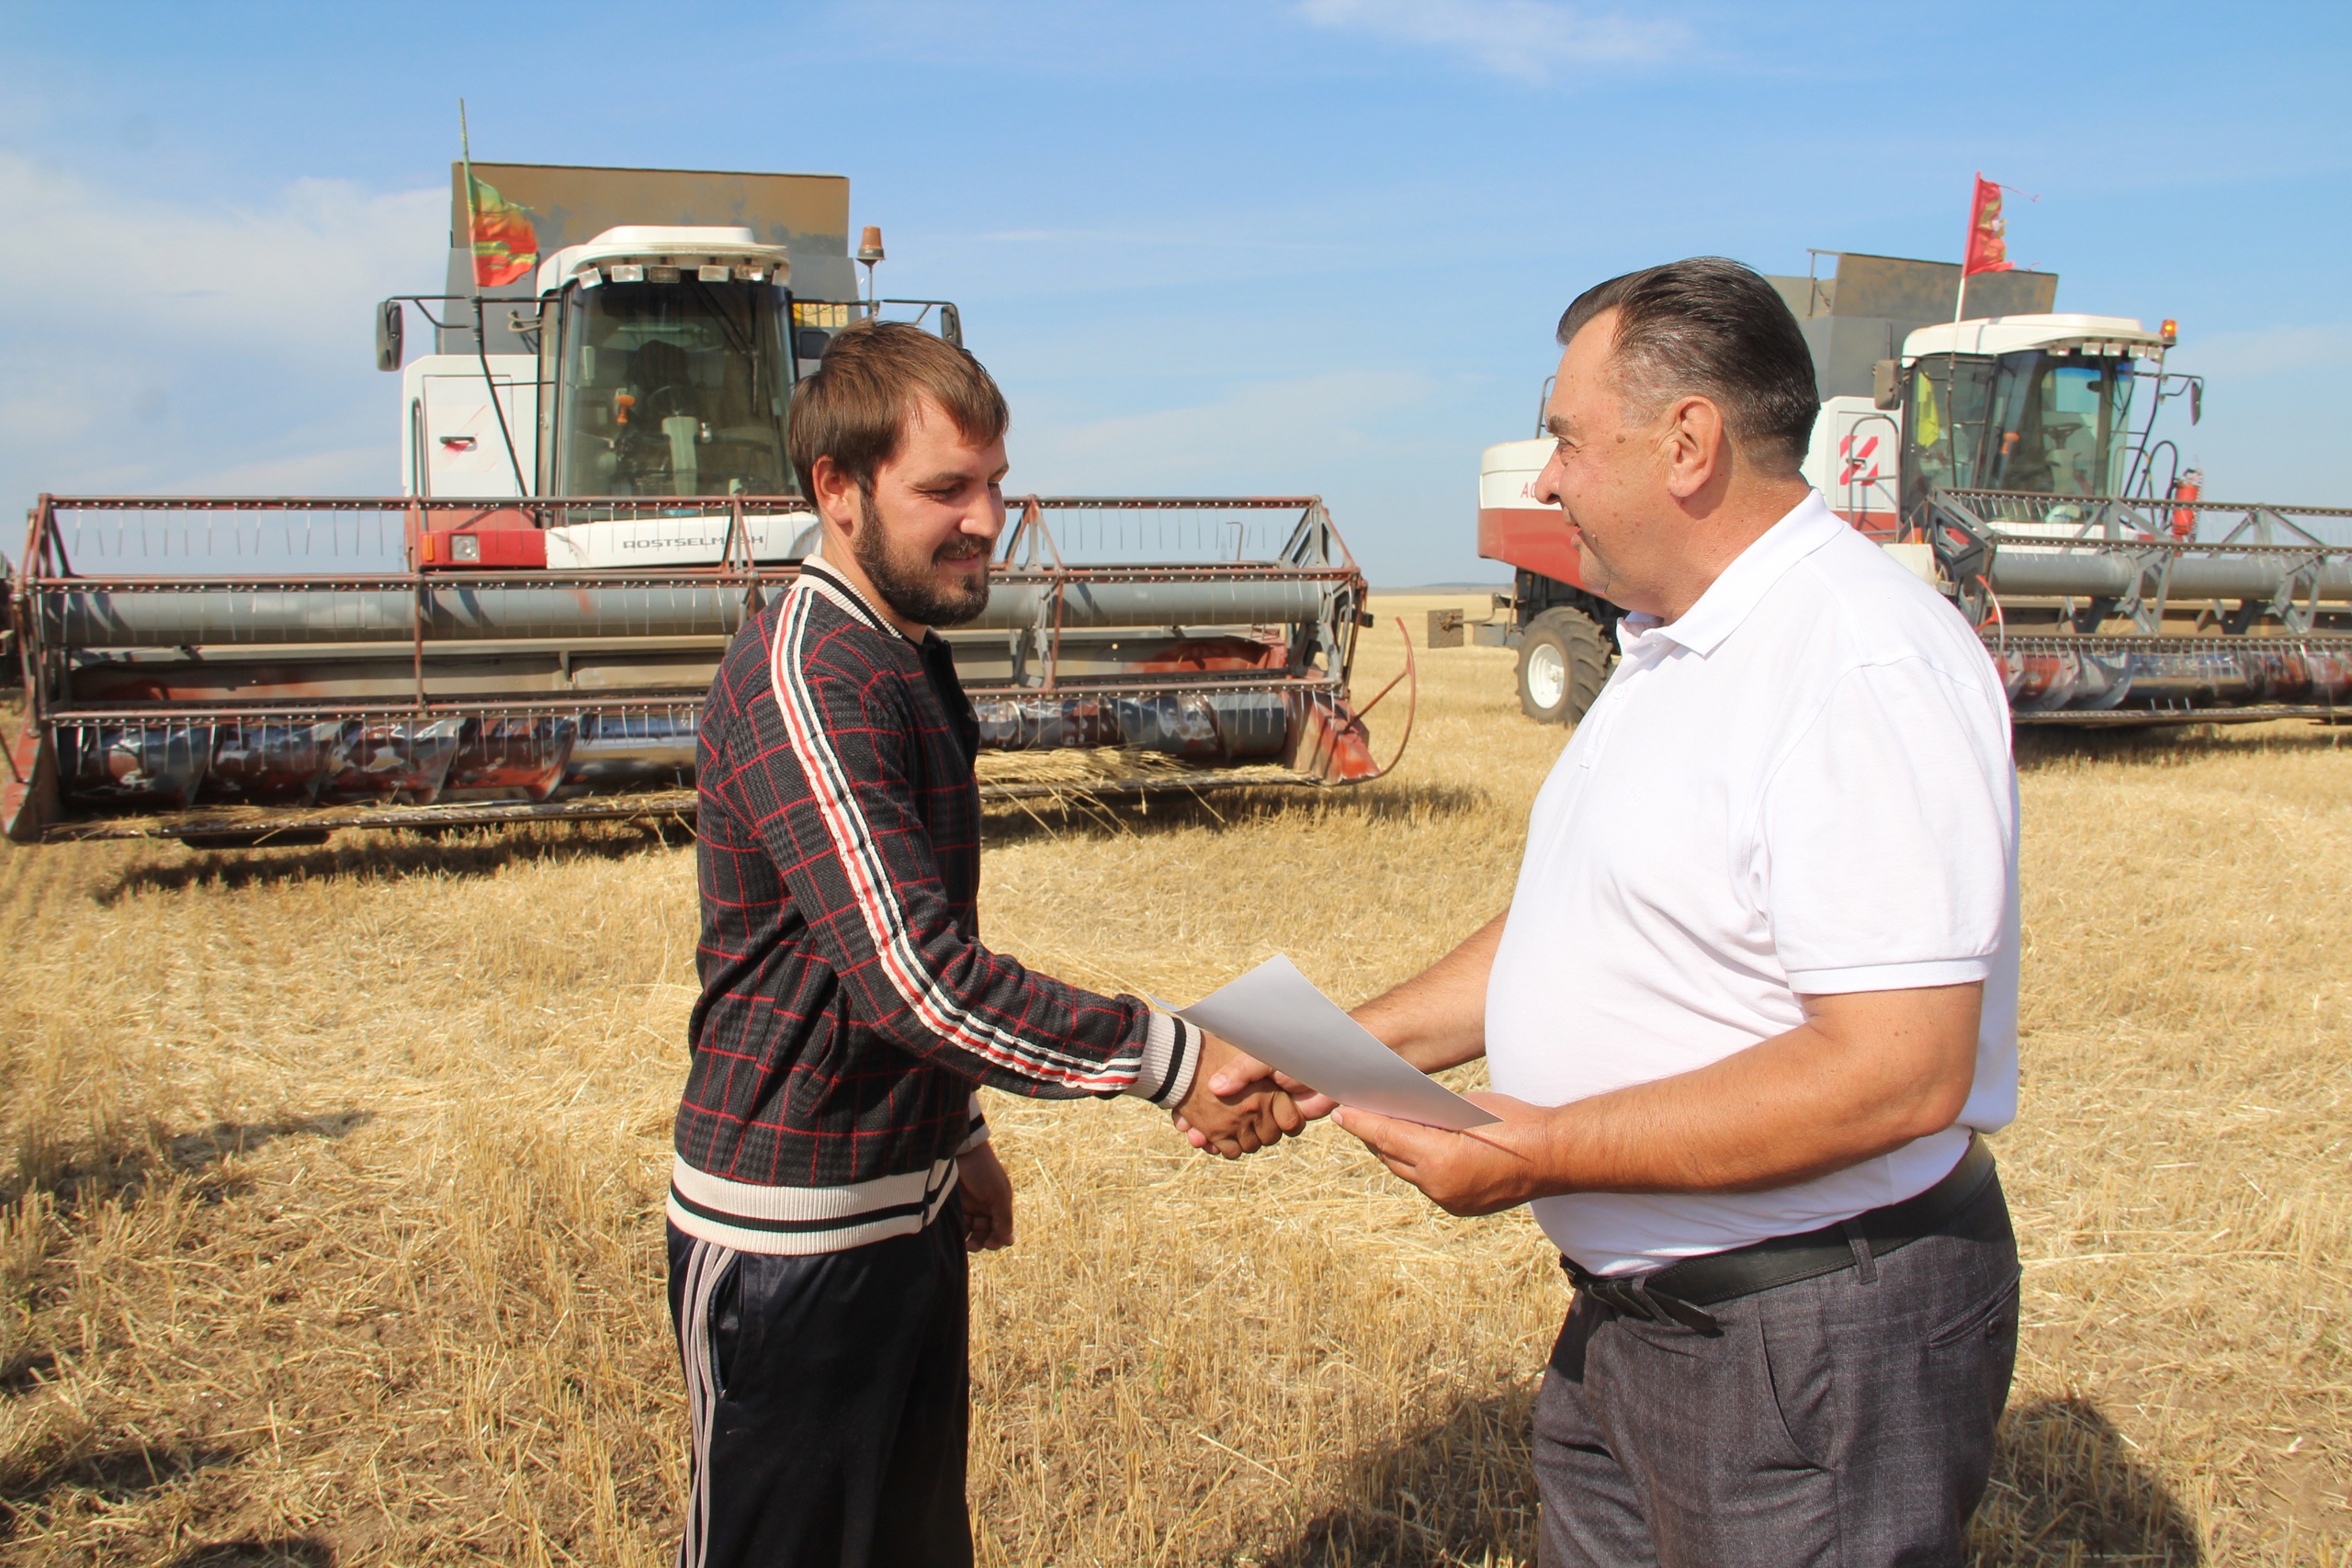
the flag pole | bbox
[1942,174,1993,507]
[457,98,528,496]
[1942,229,1969,508]
[456,98,480,310]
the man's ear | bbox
[1660,395,1727,502]
[808,455,859,535]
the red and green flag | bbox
[467,175,538,288]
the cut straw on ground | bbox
[0,592,2342,1563]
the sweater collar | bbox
[797,555,916,643]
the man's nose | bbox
[1532,455,1565,507]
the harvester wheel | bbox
[1516,607,1610,725]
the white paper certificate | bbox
[1165,954,1499,1131]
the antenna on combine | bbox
[458,97,529,497]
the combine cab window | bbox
[1906,351,2137,502]
[1907,357,1995,496]
[1987,359,2134,498]
[556,280,795,497]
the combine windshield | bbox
[1908,352,2137,500]
[554,279,795,497]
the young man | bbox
[671,320,1295,1567]
[1202,260,2021,1564]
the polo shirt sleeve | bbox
[1758,657,2014,995]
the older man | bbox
[1207,259,2020,1564]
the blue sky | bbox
[4,0,2346,583]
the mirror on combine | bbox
[1871,357,1900,410]
[375,299,404,371]
[939,302,963,349]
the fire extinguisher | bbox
[2169,468,2203,540]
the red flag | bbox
[1964,174,2014,276]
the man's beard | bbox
[852,490,992,628]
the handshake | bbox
[1169,1032,1336,1158]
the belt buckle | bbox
[1585,1275,1719,1337]
[1638,1284,1721,1337]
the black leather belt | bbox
[1563,1136,1998,1337]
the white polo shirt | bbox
[1486,492,2019,1277]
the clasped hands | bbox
[1174,1033,1554,1216]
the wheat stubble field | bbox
[0,592,2345,1564]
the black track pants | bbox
[668,1201,973,1568]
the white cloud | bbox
[0,152,445,361]
[0,155,442,519]
[1297,0,1690,84]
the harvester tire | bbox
[1516,607,1609,725]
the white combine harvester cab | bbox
[397,224,823,569]
[1852,312,2177,538]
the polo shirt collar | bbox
[1623,491,1846,659]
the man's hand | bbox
[1170,924,1508,1156]
[1172,1032,1304,1158]
[1212,1052,1339,1121]
[1172,1050,1335,1152]
[1333,1093,1555,1216]
[956,1143,1015,1251]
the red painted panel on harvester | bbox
[419,526,548,569]
[1476,436,1589,587]
[1477,507,1589,590]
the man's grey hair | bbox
[1556,257,1819,471]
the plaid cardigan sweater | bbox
[672,558,1199,1254]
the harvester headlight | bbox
[453,535,481,563]
[697,264,730,283]
[576,266,603,288]
[734,264,765,282]
[608,264,645,283]
[647,265,681,284]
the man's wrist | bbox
[1126,1013,1199,1107]
[955,1091,990,1155]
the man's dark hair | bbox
[1555,257,1817,470]
[787,319,1009,500]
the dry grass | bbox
[0,591,2342,1563]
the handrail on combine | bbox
[1927,488,2352,637]
[1918,486,2352,723]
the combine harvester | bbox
[1476,250,2352,727]
[4,163,1406,848]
